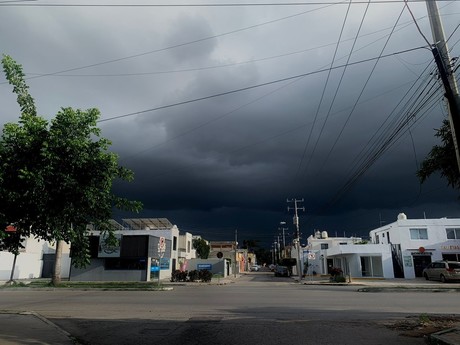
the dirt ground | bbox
[385,314,460,338]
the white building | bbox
[70,218,181,281]
[305,231,392,278]
[178,232,195,271]
[310,213,460,280]
[369,213,460,279]
[0,237,71,281]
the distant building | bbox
[209,241,247,274]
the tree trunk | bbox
[6,253,18,285]
[52,240,63,286]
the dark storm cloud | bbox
[1,1,459,244]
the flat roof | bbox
[122,218,173,230]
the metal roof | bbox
[122,218,173,230]
[108,219,124,230]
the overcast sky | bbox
[1,0,459,247]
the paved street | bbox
[1,272,460,344]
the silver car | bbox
[423,261,460,282]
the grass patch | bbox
[3,280,167,290]
[0,281,29,288]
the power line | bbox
[21,14,437,79]
[98,46,427,123]
[300,0,372,178]
[0,0,457,7]
[7,3,337,82]
[295,0,353,176]
[316,4,407,174]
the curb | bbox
[429,327,460,345]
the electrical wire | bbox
[308,67,444,222]
[7,3,338,82]
[98,46,426,123]
[295,0,353,176]
[316,4,407,174]
[403,0,432,46]
[0,0,457,7]
[21,14,430,79]
[300,0,372,178]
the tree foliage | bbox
[417,118,460,190]
[192,238,210,259]
[0,55,142,282]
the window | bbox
[443,253,460,261]
[446,228,460,239]
[173,236,177,251]
[121,236,148,257]
[105,258,147,270]
[376,235,379,244]
[320,243,328,249]
[187,241,191,253]
[360,256,383,277]
[410,228,428,240]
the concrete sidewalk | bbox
[0,312,76,345]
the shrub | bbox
[188,270,199,282]
[334,275,346,283]
[329,267,343,276]
[170,270,188,282]
[199,269,213,282]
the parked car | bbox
[423,261,460,282]
[274,265,290,277]
[251,264,260,272]
[269,264,276,272]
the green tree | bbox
[0,55,142,285]
[417,118,460,190]
[192,238,210,259]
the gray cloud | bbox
[1,1,459,246]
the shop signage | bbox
[197,264,212,270]
[441,245,460,250]
[160,258,169,270]
[98,233,122,258]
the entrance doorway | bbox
[412,255,431,277]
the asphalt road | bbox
[1,273,459,344]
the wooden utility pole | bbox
[426,0,460,173]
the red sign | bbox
[419,246,425,253]
[5,225,16,232]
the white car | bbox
[251,264,260,272]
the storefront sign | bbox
[403,256,413,267]
[160,258,169,270]
[98,233,122,258]
[197,264,212,270]
[441,245,460,250]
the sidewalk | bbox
[0,311,76,345]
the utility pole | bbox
[426,0,460,173]
[279,221,288,252]
[287,198,305,282]
[234,229,238,278]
